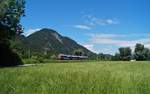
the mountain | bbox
[15,28,95,58]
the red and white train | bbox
[58,54,88,60]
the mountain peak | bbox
[40,28,57,33]
[23,28,94,55]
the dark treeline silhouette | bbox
[0,0,25,67]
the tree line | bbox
[113,43,150,61]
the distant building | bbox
[58,54,88,60]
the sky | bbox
[21,0,150,54]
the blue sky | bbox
[21,0,150,54]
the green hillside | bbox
[11,28,95,59]
[27,28,92,54]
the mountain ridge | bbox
[17,28,95,57]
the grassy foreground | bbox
[0,61,150,94]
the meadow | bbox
[0,61,150,94]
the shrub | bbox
[0,45,23,67]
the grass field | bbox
[0,61,150,94]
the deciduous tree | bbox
[0,0,25,66]
[118,47,132,61]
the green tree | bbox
[143,48,150,60]
[73,49,84,56]
[118,47,132,61]
[98,53,105,60]
[0,0,25,42]
[113,53,121,61]
[44,51,59,59]
[0,0,25,66]
[134,43,150,61]
[134,43,145,61]
[98,53,113,61]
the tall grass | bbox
[0,61,150,94]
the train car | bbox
[58,54,88,60]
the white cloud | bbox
[74,25,91,30]
[24,28,41,36]
[106,19,119,25]
[71,14,119,30]
[83,14,119,26]
[145,44,150,48]
[91,18,119,26]
[83,33,150,54]
[83,43,116,54]
[72,14,119,30]
[89,33,150,47]
[97,47,117,55]
[89,33,126,39]
[83,44,95,51]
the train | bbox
[58,54,88,60]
